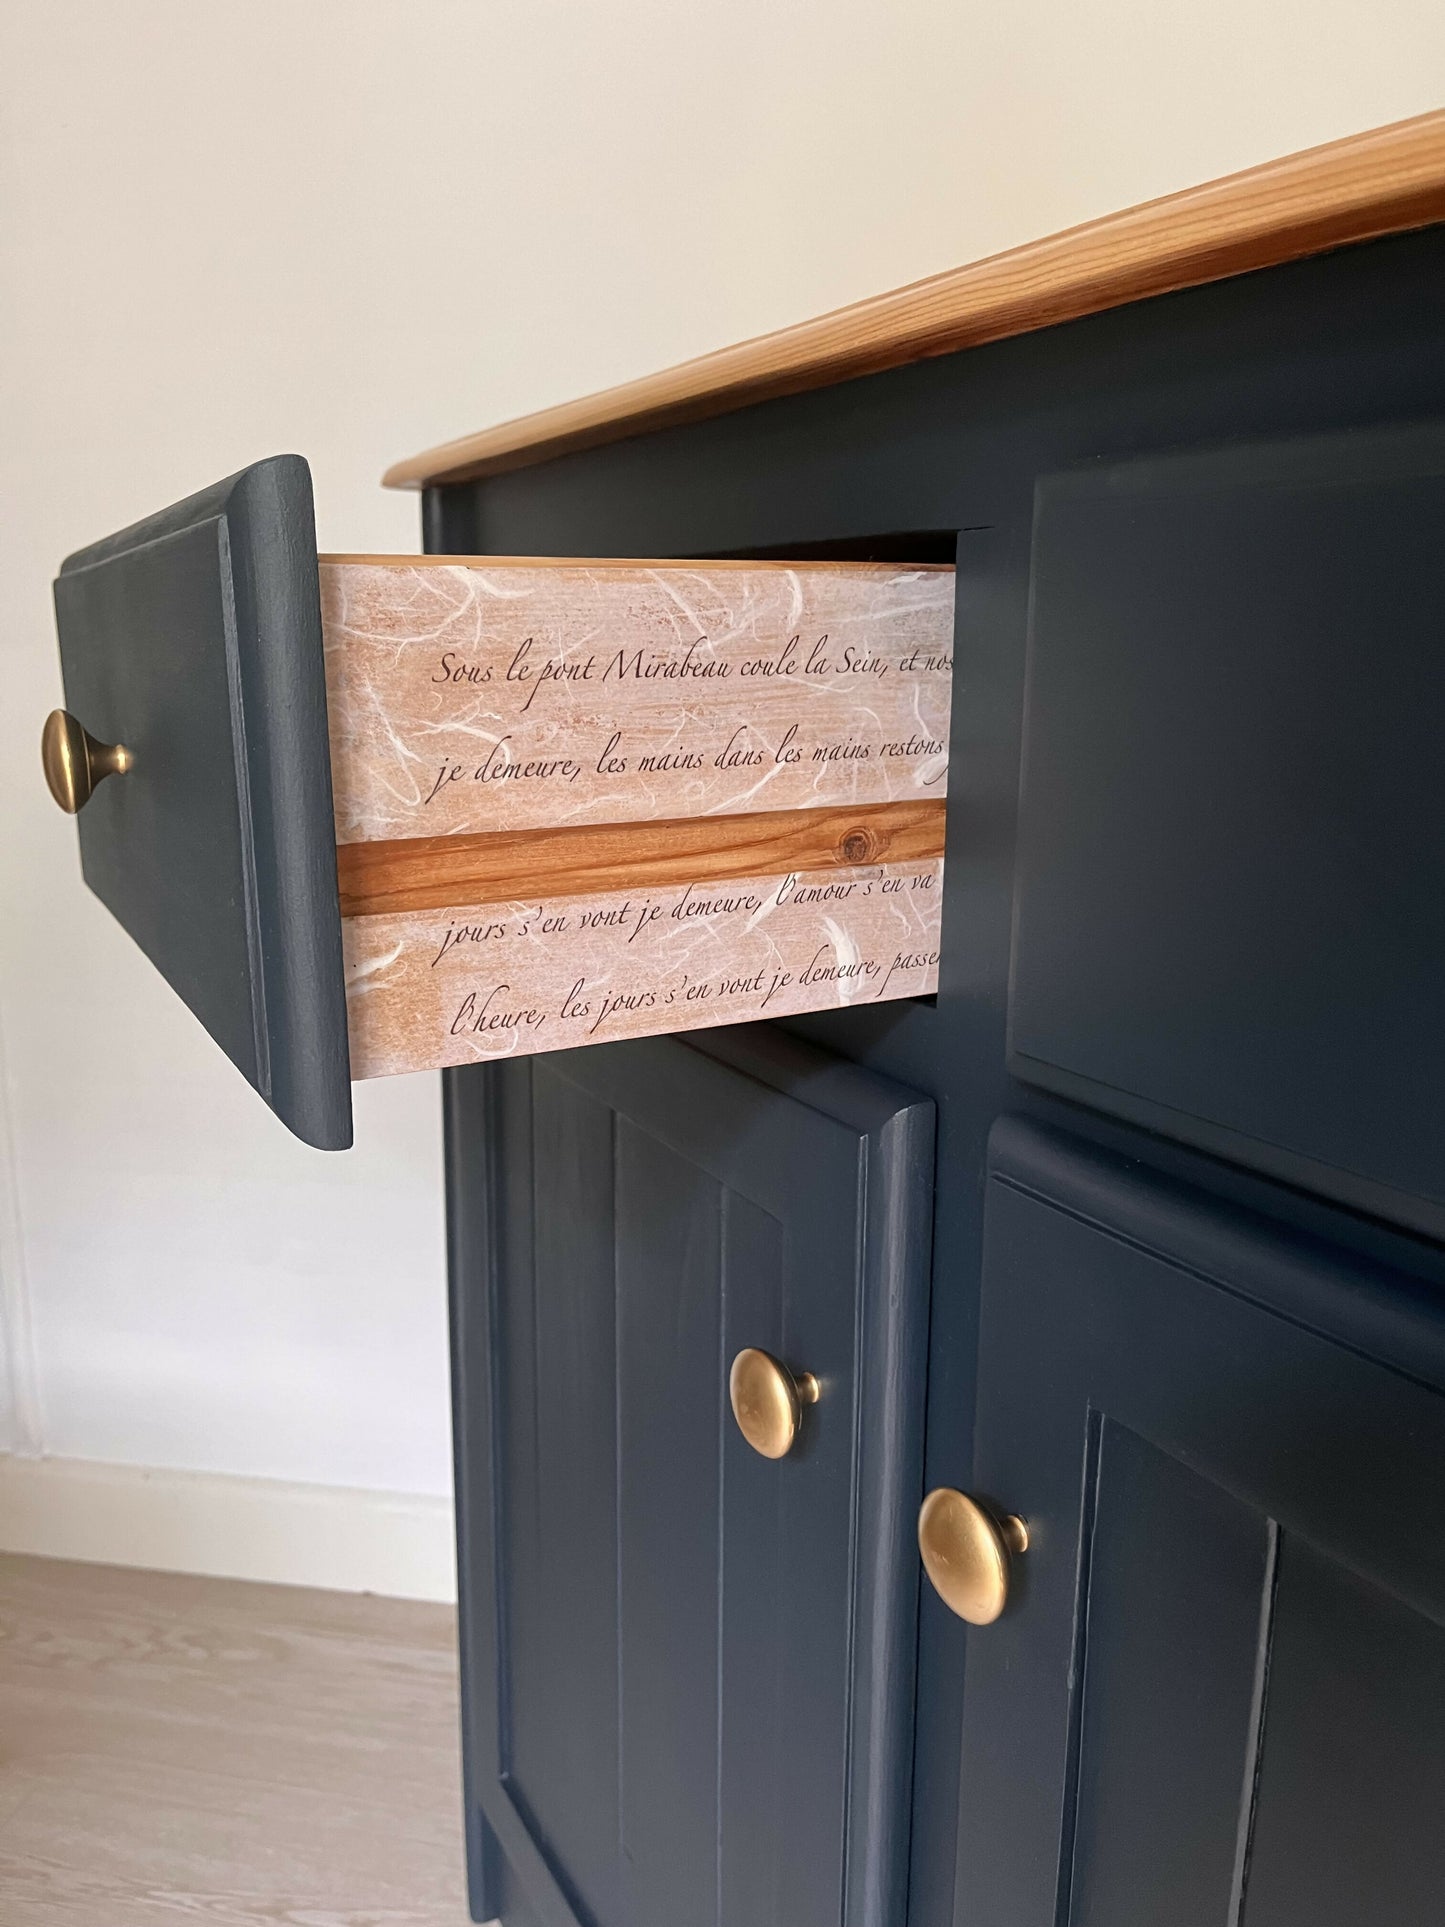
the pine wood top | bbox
[383,111,1445,491]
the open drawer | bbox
[46,456,953,1147]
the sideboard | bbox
[45,113,1445,1927]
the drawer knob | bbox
[918,1487,1029,1625]
[42,709,132,814]
[729,1348,819,1459]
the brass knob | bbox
[918,1487,1029,1625]
[729,1348,819,1459]
[42,709,132,814]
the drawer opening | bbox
[699,527,962,567]
[48,456,954,1143]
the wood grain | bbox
[382,111,1445,488]
[337,798,945,918]
[0,1553,473,1926]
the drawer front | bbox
[51,457,351,1149]
[447,1029,933,1927]
[49,461,953,1145]
[1010,421,1445,1236]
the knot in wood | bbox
[839,827,878,866]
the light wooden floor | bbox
[0,1552,475,1925]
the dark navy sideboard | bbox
[435,223,1445,1927]
[42,142,1445,1926]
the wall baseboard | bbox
[0,1454,456,1603]
[0,1005,44,1458]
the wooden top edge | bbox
[383,111,1445,491]
[319,552,955,571]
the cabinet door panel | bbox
[614,1119,725,1927]
[1244,1538,1445,1927]
[1010,422,1445,1236]
[1068,1422,1272,1927]
[448,1028,933,1927]
[952,1118,1445,1927]
[503,1069,621,1923]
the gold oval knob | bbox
[729,1348,819,1459]
[918,1487,1029,1625]
[42,709,132,814]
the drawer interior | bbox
[321,554,953,1078]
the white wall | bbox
[1,1,1440,1579]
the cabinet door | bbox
[953,1118,1445,1927]
[447,1028,934,1927]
